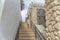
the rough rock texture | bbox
[45,0,60,40]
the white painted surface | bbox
[0,0,21,40]
[0,0,5,17]
[0,16,1,23]
[0,0,5,24]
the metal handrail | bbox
[31,21,46,40]
[35,25,46,40]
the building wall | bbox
[29,8,45,25]
[0,0,5,23]
[31,7,37,24]
[45,0,60,40]
[27,2,45,28]
[0,0,22,40]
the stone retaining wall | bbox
[45,0,60,40]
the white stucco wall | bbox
[0,0,21,40]
[0,0,5,23]
[0,16,1,23]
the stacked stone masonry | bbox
[45,0,60,40]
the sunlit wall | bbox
[0,0,5,17]
[0,0,21,40]
[0,0,5,23]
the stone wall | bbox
[31,7,37,24]
[45,0,60,40]
[27,3,45,28]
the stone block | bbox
[54,23,60,30]
[55,16,60,22]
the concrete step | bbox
[17,22,35,40]
[19,38,35,40]
[19,32,35,34]
[19,39,35,40]
[20,36,35,39]
[19,30,34,32]
[19,34,35,37]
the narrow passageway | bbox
[18,22,35,40]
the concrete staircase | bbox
[18,22,35,40]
